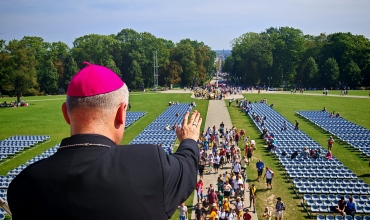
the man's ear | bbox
[62,102,71,125]
[115,102,127,124]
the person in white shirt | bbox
[263,167,274,189]
[233,161,241,176]
[227,209,236,220]
[234,197,244,219]
[208,154,214,172]
[179,202,188,220]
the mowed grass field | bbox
[227,93,370,219]
[303,89,370,97]
[1,92,369,219]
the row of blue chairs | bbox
[297,111,370,157]
[5,135,50,141]
[317,215,368,220]
[0,135,50,162]
[125,112,146,128]
[130,103,193,154]
[246,103,366,217]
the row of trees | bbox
[0,29,216,99]
[223,27,370,89]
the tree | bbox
[265,27,305,85]
[231,32,273,85]
[128,60,144,89]
[38,58,59,94]
[170,43,197,87]
[342,60,362,88]
[321,57,339,88]
[72,34,121,77]
[166,61,183,85]
[223,55,234,74]
[0,39,38,101]
[299,57,319,87]
[51,41,79,91]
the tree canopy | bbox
[227,27,370,89]
[0,28,216,96]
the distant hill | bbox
[213,50,232,58]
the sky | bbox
[1,0,370,50]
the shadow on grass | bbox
[358,174,370,178]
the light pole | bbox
[268,77,272,88]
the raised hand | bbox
[176,110,202,142]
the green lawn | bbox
[227,93,370,219]
[303,90,370,97]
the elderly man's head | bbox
[62,62,129,144]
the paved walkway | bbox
[190,99,258,220]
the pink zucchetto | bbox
[67,62,124,97]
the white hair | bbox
[66,84,129,114]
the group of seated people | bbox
[299,147,324,159]
[335,196,356,217]
[288,148,332,160]
[168,101,180,106]
[0,100,28,108]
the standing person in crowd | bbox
[208,153,214,173]
[235,197,244,220]
[233,160,241,176]
[199,159,205,179]
[208,204,219,220]
[227,209,237,220]
[217,175,224,193]
[219,207,228,220]
[196,179,204,203]
[234,132,240,147]
[256,159,265,182]
[327,136,335,151]
[294,120,299,130]
[262,207,272,220]
[7,62,202,220]
[217,191,224,210]
[214,152,221,174]
[263,167,274,189]
[275,197,285,220]
[195,203,206,220]
[179,202,188,220]
[207,189,218,207]
[240,156,247,172]
[249,184,257,213]
[243,208,252,220]
[223,181,232,201]
[223,198,230,214]
[246,145,253,165]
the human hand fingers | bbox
[188,110,198,126]
[182,111,190,128]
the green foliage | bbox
[228,28,370,88]
[321,57,340,88]
[0,39,39,100]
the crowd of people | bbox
[194,122,285,220]
[192,85,243,100]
